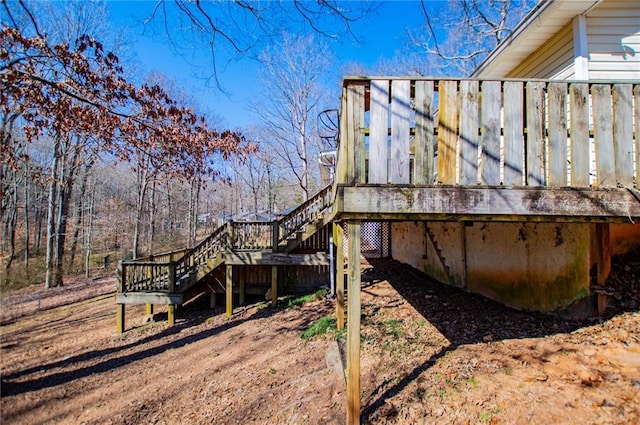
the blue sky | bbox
[105,1,430,129]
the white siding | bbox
[586,0,640,80]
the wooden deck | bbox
[116,185,334,332]
[335,77,640,221]
[333,77,640,424]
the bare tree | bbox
[255,33,333,201]
[147,0,374,88]
[407,0,536,76]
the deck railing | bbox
[338,77,639,188]
[118,185,333,294]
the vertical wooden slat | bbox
[116,304,125,334]
[570,83,590,186]
[526,81,546,186]
[390,80,411,183]
[481,81,501,185]
[548,82,568,186]
[504,81,524,186]
[167,304,175,326]
[351,84,366,184]
[225,264,233,317]
[271,266,278,308]
[592,84,616,188]
[613,84,634,186]
[635,85,640,187]
[414,80,435,184]
[346,220,361,425]
[437,80,459,184]
[459,80,480,185]
[337,86,349,184]
[333,222,345,331]
[369,80,389,184]
[145,303,153,315]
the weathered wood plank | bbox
[592,84,616,188]
[569,83,590,186]
[390,80,411,183]
[116,304,125,334]
[333,222,345,331]
[503,81,524,186]
[526,81,546,186]
[368,80,389,184]
[225,252,330,266]
[548,82,568,186]
[346,220,361,425]
[226,264,233,317]
[414,80,435,184]
[116,292,183,305]
[353,84,366,184]
[481,81,501,185]
[271,266,277,307]
[337,86,350,184]
[612,84,634,187]
[338,186,640,219]
[459,80,480,185]
[437,80,459,184]
[167,304,175,326]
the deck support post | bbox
[145,303,153,316]
[167,304,175,326]
[116,304,125,334]
[226,265,233,317]
[595,223,612,313]
[210,291,217,309]
[271,266,278,307]
[346,220,361,425]
[333,221,345,330]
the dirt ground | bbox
[1,255,639,424]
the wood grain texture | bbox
[481,81,501,185]
[526,82,546,186]
[437,80,459,184]
[612,84,633,186]
[346,220,361,425]
[504,81,524,186]
[592,84,616,188]
[414,80,435,184]
[390,80,411,183]
[459,80,480,185]
[569,83,590,186]
[369,80,389,184]
[548,82,568,186]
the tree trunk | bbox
[84,181,95,279]
[45,140,60,289]
[69,160,94,269]
[147,179,156,256]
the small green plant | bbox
[301,316,336,340]
[287,288,329,308]
[268,367,276,374]
[479,411,493,423]
[383,319,404,338]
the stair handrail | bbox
[276,184,333,246]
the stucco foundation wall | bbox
[464,222,591,312]
[391,221,593,313]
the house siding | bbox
[586,0,640,79]
[507,22,574,79]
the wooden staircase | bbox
[116,185,334,331]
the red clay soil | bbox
[1,253,639,424]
